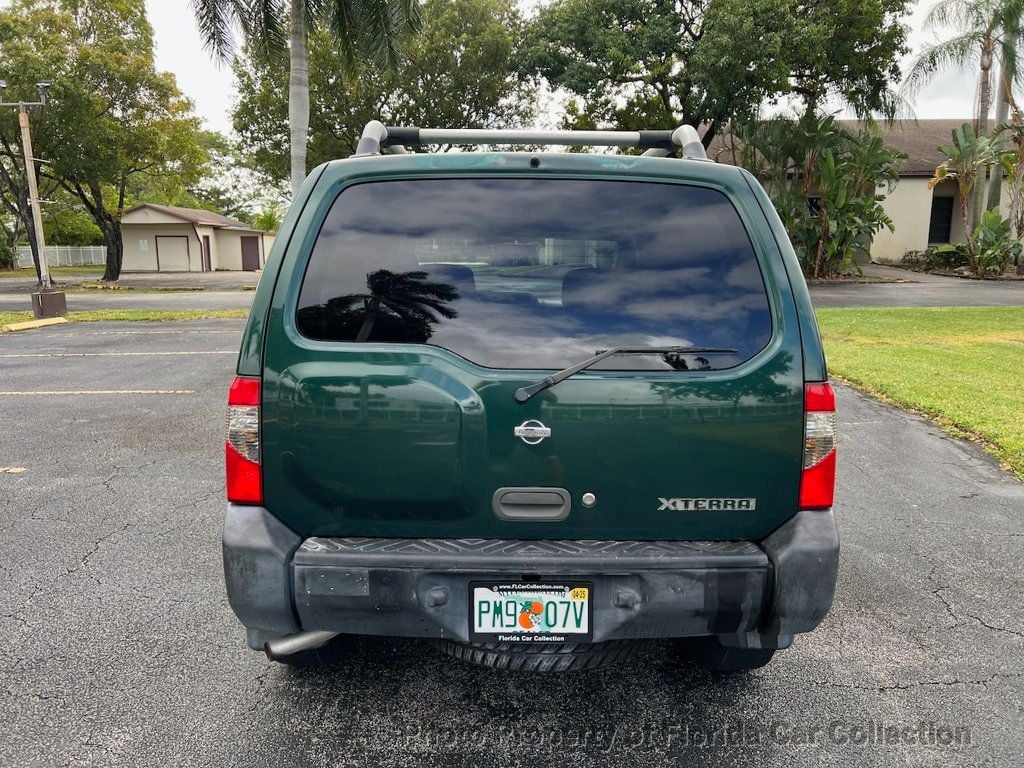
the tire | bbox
[680,636,775,673]
[430,638,643,672]
[268,636,349,668]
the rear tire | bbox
[681,636,775,673]
[431,638,643,672]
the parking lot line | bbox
[0,351,235,358]
[0,390,196,395]
[0,467,27,473]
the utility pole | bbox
[0,79,66,318]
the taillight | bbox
[800,382,836,509]
[226,376,262,504]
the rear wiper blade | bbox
[514,346,738,403]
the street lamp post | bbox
[0,79,66,318]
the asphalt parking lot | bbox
[1,320,1022,767]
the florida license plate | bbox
[469,582,592,643]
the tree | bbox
[904,0,1024,225]
[527,0,910,144]
[1002,119,1024,269]
[352,269,458,341]
[987,13,1021,210]
[785,0,910,118]
[190,0,421,198]
[0,0,209,281]
[740,115,904,278]
[297,268,459,342]
[527,0,791,145]
[928,122,1003,273]
[232,0,536,182]
[252,205,284,233]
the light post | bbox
[0,79,66,318]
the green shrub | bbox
[929,243,971,269]
[901,244,969,271]
[738,115,903,279]
[972,210,1021,276]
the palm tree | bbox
[352,269,459,341]
[252,204,284,233]
[986,14,1021,210]
[904,0,1024,225]
[929,122,1003,272]
[189,0,420,197]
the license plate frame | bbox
[468,581,593,643]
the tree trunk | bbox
[961,185,978,272]
[289,0,310,199]
[813,204,829,279]
[356,298,380,341]
[100,216,124,282]
[971,41,994,228]
[63,180,124,281]
[987,41,1016,212]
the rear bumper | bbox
[223,505,839,649]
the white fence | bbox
[16,245,107,269]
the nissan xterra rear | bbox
[222,123,839,672]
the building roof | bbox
[123,203,257,230]
[847,119,969,176]
[708,119,973,178]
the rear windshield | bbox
[297,178,771,370]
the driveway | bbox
[809,265,1024,308]
[0,321,1021,767]
[0,271,257,312]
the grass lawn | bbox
[0,308,248,327]
[0,266,106,279]
[816,307,1024,479]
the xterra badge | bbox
[658,498,757,511]
[514,419,551,445]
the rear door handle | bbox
[492,487,571,521]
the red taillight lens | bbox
[226,376,262,504]
[800,382,836,509]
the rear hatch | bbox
[262,172,804,540]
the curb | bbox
[1,317,68,333]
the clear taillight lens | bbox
[226,406,260,463]
[800,382,837,509]
[226,376,262,504]
[804,411,837,468]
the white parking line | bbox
[0,390,196,395]
[0,351,235,358]
[0,467,27,473]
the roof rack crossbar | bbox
[353,121,709,160]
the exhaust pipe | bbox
[264,630,340,661]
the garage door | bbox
[157,236,190,271]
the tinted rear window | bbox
[297,178,771,370]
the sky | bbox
[149,0,974,136]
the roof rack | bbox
[353,120,709,161]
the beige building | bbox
[866,119,989,264]
[711,119,1010,264]
[121,204,270,272]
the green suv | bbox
[223,122,839,672]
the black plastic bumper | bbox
[223,505,839,650]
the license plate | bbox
[469,582,592,643]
